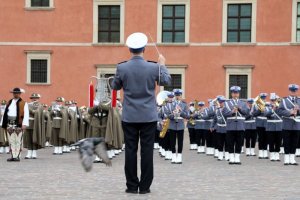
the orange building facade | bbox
[0,0,300,105]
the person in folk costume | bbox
[167,89,188,164]
[67,100,80,151]
[24,93,45,159]
[252,93,269,159]
[42,104,53,148]
[50,97,69,155]
[187,101,197,150]
[160,92,174,160]
[210,96,231,161]
[277,84,300,165]
[265,96,283,162]
[224,86,248,165]
[244,98,257,156]
[0,88,29,162]
[194,101,207,154]
[0,100,9,154]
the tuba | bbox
[254,96,266,112]
[156,91,169,138]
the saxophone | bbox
[159,118,170,138]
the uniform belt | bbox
[227,117,245,120]
[257,116,267,120]
[53,117,62,120]
[195,119,205,122]
[245,120,255,123]
[267,120,283,123]
[217,123,226,127]
[29,117,34,120]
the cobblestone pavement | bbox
[1,132,300,200]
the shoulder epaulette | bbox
[118,60,128,65]
[147,60,157,64]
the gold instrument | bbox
[156,91,170,138]
[211,98,220,108]
[254,96,266,112]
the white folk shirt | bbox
[0,99,29,127]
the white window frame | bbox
[224,65,254,99]
[25,0,55,10]
[157,0,190,44]
[25,50,52,85]
[160,66,186,98]
[95,65,121,98]
[222,0,257,44]
[292,0,300,43]
[93,0,125,45]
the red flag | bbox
[89,81,94,107]
[112,90,117,108]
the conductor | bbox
[112,32,171,194]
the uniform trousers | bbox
[257,127,268,150]
[195,129,206,146]
[267,131,282,153]
[205,129,214,148]
[283,130,300,154]
[169,129,184,154]
[217,133,227,152]
[188,128,196,145]
[122,121,156,192]
[245,129,257,148]
[226,131,243,153]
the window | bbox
[229,75,248,99]
[164,74,182,92]
[162,5,185,43]
[157,0,190,44]
[224,65,253,99]
[227,4,252,42]
[31,0,49,7]
[98,6,120,43]
[25,0,54,8]
[30,60,48,83]
[222,0,256,43]
[297,3,300,42]
[26,51,51,85]
[93,0,124,44]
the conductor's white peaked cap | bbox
[126,32,148,49]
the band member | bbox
[244,98,257,156]
[187,102,197,150]
[252,93,269,159]
[79,106,90,140]
[50,97,69,155]
[266,95,283,162]
[278,84,300,165]
[65,100,78,152]
[0,88,29,162]
[194,101,206,154]
[204,99,217,156]
[225,86,248,165]
[0,100,9,154]
[42,104,52,147]
[211,96,230,161]
[112,32,171,194]
[24,93,44,159]
[167,89,188,164]
[161,92,175,160]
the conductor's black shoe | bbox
[125,189,138,194]
[290,163,299,166]
[139,189,151,194]
[7,158,14,162]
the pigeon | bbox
[71,137,112,172]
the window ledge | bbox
[92,43,125,46]
[222,42,257,46]
[26,83,51,86]
[290,42,300,46]
[24,7,55,11]
[156,43,190,47]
